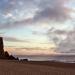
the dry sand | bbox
[0,60,75,75]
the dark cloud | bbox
[57,28,75,52]
[47,28,67,45]
[54,30,67,35]
[16,47,47,51]
[33,0,73,22]
[48,26,75,54]
[3,36,28,42]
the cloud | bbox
[5,46,56,55]
[0,0,38,26]
[0,0,35,13]
[48,26,75,54]
[47,28,67,45]
[53,30,67,35]
[19,0,74,23]
[29,0,74,22]
[0,0,74,29]
[57,28,75,52]
[32,30,46,36]
[16,47,48,51]
[3,36,28,42]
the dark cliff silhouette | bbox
[0,37,4,57]
[0,37,18,60]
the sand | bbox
[0,60,75,75]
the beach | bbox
[0,60,75,75]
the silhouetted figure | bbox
[0,37,4,57]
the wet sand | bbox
[0,60,75,75]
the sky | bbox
[0,0,75,55]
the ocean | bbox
[14,55,75,63]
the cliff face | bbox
[0,37,4,57]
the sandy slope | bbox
[0,60,75,75]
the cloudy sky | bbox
[0,0,75,55]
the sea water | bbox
[14,55,75,63]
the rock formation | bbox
[0,37,4,57]
[0,37,18,60]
